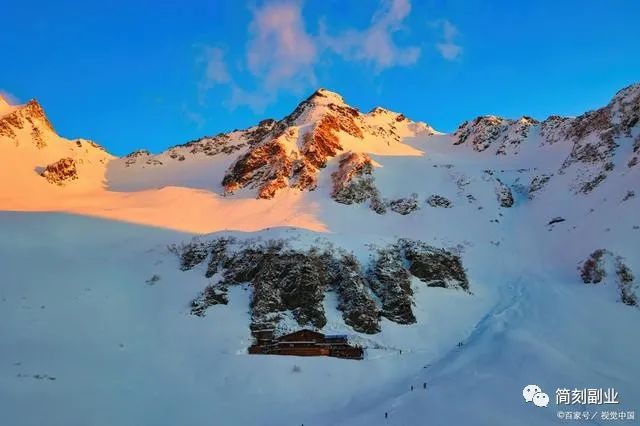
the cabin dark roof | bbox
[278,329,325,341]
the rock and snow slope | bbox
[0,84,639,425]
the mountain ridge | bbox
[0,82,638,234]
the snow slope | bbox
[1,84,639,425]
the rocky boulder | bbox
[389,194,420,215]
[40,157,78,185]
[427,195,453,208]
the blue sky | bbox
[1,0,639,156]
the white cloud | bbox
[246,0,317,90]
[434,19,462,61]
[195,0,423,111]
[197,46,231,98]
[320,0,420,71]
[228,84,275,113]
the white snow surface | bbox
[1,86,639,425]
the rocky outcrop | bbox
[453,115,537,154]
[40,157,78,185]
[529,174,552,198]
[179,240,212,271]
[176,235,470,334]
[222,140,292,198]
[427,195,453,208]
[369,248,415,324]
[539,115,572,146]
[495,179,514,208]
[190,284,229,316]
[223,90,367,199]
[331,254,381,334]
[124,150,151,166]
[174,134,245,157]
[559,84,640,194]
[401,239,469,290]
[331,152,386,213]
[123,149,166,167]
[389,194,420,215]
[122,120,277,168]
[0,99,54,147]
[221,88,425,199]
[580,249,638,307]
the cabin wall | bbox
[248,329,364,359]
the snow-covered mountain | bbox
[0,94,113,196]
[1,84,639,426]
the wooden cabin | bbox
[248,329,364,360]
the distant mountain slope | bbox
[0,83,637,238]
[0,95,113,199]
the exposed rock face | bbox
[401,239,469,291]
[453,115,538,154]
[580,249,608,284]
[120,119,278,170]
[75,138,106,152]
[447,84,639,197]
[529,174,552,198]
[558,84,640,194]
[427,195,453,208]
[331,152,386,213]
[369,248,415,324]
[40,157,78,185]
[221,88,424,199]
[495,179,514,208]
[176,235,469,334]
[365,106,435,142]
[539,115,572,146]
[222,140,292,198]
[331,254,381,333]
[174,133,246,157]
[389,194,419,215]
[580,249,638,307]
[222,90,365,199]
[0,99,55,147]
[248,251,330,328]
[190,285,229,316]
[179,240,212,271]
[124,150,152,166]
[205,238,231,278]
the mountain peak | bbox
[22,99,54,131]
[310,88,345,103]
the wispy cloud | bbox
[434,19,462,61]
[228,84,276,113]
[181,103,206,128]
[246,0,317,91]
[197,46,231,103]
[320,0,420,71]
[0,89,20,105]
[195,0,423,112]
